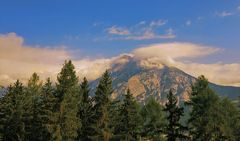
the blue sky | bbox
[0,0,240,86]
[0,0,240,62]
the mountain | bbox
[0,86,7,98]
[91,55,240,104]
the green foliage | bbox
[56,60,80,141]
[219,98,240,140]
[187,76,221,140]
[187,75,240,141]
[1,61,240,141]
[108,99,122,139]
[77,77,93,141]
[164,90,188,141]
[191,75,209,96]
[91,70,113,141]
[112,89,142,141]
[238,96,240,109]
[36,78,58,141]
[140,97,166,140]
[56,60,79,102]
[23,73,43,140]
[0,80,25,141]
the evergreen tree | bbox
[0,80,25,141]
[236,97,240,139]
[113,89,142,141]
[164,89,188,141]
[140,97,166,141]
[91,70,113,141]
[108,99,122,140]
[56,60,79,102]
[78,77,93,141]
[36,78,59,141]
[219,98,240,141]
[23,73,43,141]
[187,75,238,140]
[2,60,240,141]
[56,60,80,141]
[238,96,240,109]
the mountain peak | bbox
[112,54,171,72]
[90,55,240,104]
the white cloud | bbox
[186,20,191,26]
[150,20,167,27]
[1,33,239,87]
[125,28,175,40]
[132,43,240,86]
[0,33,72,85]
[175,62,240,87]
[93,22,103,27]
[0,33,131,86]
[216,11,234,17]
[138,21,146,25]
[197,17,204,21]
[237,6,240,10]
[106,26,130,35]
[166,28,174,35]
[0,33,70,64]
[133,42,220,62]
[105,19,173,40]
[74,58,112,81]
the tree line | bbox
[0,60,240,141]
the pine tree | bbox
[236,97,240,139]
[78,77,93,141]
[91,70,113,141]
[108,99,122,140]
[187,76,212,140]
[113,89,142,141]
[0,80,25,141]
[56,60,79,102]
[238,96,240,109]
[35,78,59,141]
[187,75,235,140]
[164,89,188,141]
[23,73,43,140]
[140,97,166,141]
[219,98,240,141]
[56,60,80,141]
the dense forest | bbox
[0,60,240,141]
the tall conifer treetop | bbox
[56,60,79,100]
[164,89,188,141]
[91,70,113,141]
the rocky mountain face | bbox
[0,86,7,98]
[91,55,240,104]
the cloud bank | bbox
[133,42,221,61]
[132,43,240,87]
[0,33,239,87]
[0,33,72,85]
[0,33,113,85]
